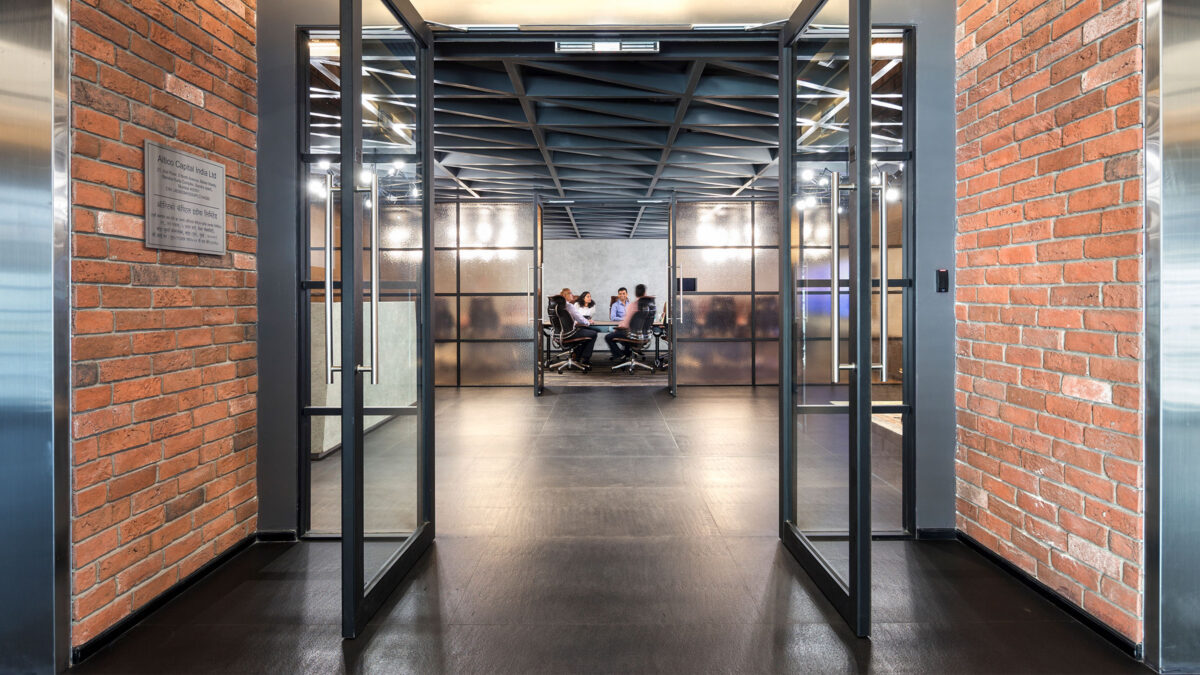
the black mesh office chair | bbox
[548,295,589,373]
[611,296,656,374]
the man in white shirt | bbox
[559,288,598,367]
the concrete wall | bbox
[543,238,669,319]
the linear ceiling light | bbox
[554,40,660,53]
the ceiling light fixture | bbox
[555,40,659,54]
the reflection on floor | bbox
[543,352,668,387]
[75,386,1148,674]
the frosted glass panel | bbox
[434,251,456,294]
[755,341,779,385]
[460,341,535,385]
[379,204,421,249]
[755,249,779,292]
[377,249,421,284]
[460,250,531,293]
[434,202,457,247]
[433,297,456,340]
[460,296,531,339]
[677,248,752,293]
[754,201,780,246]
[676,202,752,247]
[754,295,780,339]
[459,203,533,247]
[435,342,457,386]
[677,342,752,385]
[678,295,751,339]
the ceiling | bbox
[433,36,781,238]
[408,0,798,28]
[306,24,906,240]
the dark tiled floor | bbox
[74,386,1149,674]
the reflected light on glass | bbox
[886,188,901,201]
[308,179,326,198]
[800,168,815,182]
[360,169,373,185]
[317,159,331,171]
[819,177,829,187]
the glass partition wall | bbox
[297,0,435,638]
[432,199,536,386]
[674,201,780,385]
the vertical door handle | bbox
[324,173,338,384]
[830,171,841,385]
[877,170,888,383]
[368,171,379,385]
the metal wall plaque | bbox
[144,141,226,255]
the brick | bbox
[69,0,259,645]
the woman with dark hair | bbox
[574,290,596,324]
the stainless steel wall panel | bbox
[1146,0,1200,668]
[0,0,70,670]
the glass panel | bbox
[871,412,904,532]
[308,290,342,408]
[459,295,530,339]
[379,203,421,249]
[460,250,530,293]
[793,34,907,153]
[306,163,341,283]
[434,202,457,247]
[677,341,752,385]
[754,295,780,339]
[755,340,779,385]
[308,415,341,535]
[754,249,779,293]
[434,251,456,294]
[303,26,419,159]
[678,295,751,339]
[434,342,457,386]
[458,203,533,247]
[677,248,752,293]
[433,297,456,340]
[459,341,535,386]
[795,412,850,581]
[363,298,418,408]
[753,200,780,246]
[675,202,752,247]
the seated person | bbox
[574,291,597,324]
[609,286,630,321]
[605,283,649,362]
[559,288,598,367]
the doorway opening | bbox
[289,8,916,638]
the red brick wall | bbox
[69,0,258,645]
[954,0,1144,642]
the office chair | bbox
[547,295,589,373]
[611,296,656,374]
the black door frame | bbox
[337,0,436,639]
[778,0,874,638]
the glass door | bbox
[335,0,434,639]
[779,0,874,637]
[534,198,545,395]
